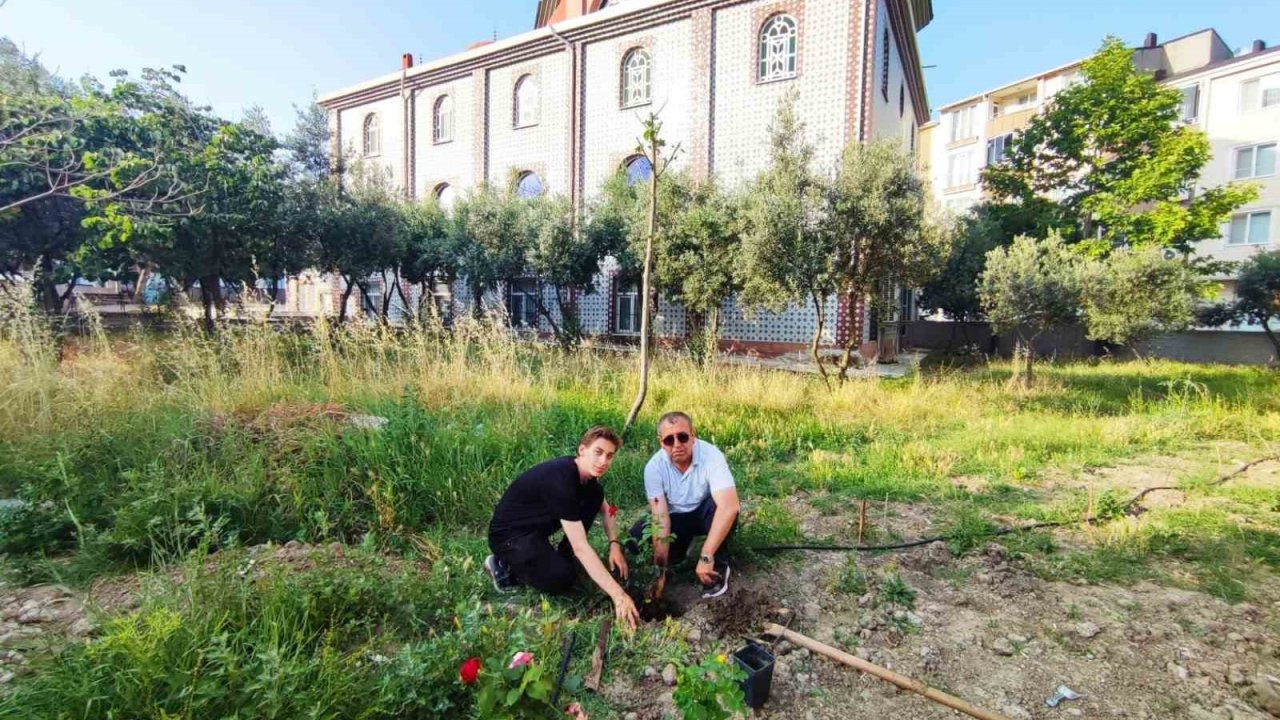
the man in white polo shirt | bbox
[628,411,741,598]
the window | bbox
[758,14,798,83]
[514,74,540,128]
[625,155,652,185]
[1229,211,1272,246]
[621,48,652,108]
[362,113,380,156]
[506,279,539,328]
[433,95,454,144]
[1235,144,1277,179]
[947,151,974,189]
[434,183,456,210]
[992,91,1037,118]
[1178,85,1200,123]
[1241,73,1280,112]
[986,133,1014,166]
[881,27,890,101]
[949,105,975,142]
[515,171,544,199]
[614,282,640,334]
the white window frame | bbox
[986,133,1014,166]
[433,95,454,144]
[621,48,652,108]
[362,113,380,157]
[514,75,540,128]
[949,105,975,143]
[1227,210,1273,246]
[1177,84,1200,124]
[758,14,798,83]
[1233,142,1277,180]
[1240,73,1280,113]
[947,150,974,190]
[614,283,641,335]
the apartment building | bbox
[319,0,934,355]
[923,30,1279,309]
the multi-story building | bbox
[923,30,1279,337]
[318,0,933,356]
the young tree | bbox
[315,165,406,323]
[284,92,330,180]
[1080,249,1209,355]
[400,196,460,323]
[979,234,1084,385]
[623,112,681,435]
[737,96,837,383]
[451,182,530,319]
[826,139,943,379]
[524,193,612,347]
[984,37,1258,256]
[1197,250,1280,362]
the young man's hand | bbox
[612,590,640,631]
[696,556,720,586]
[608,543,629,580]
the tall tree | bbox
[737,96,837,383]
[826,139,943,379]
[315,164,406,323]
[400,196,460,323]
[285,92,330,180]
[979,234,1084,385]
[524,193,611,346]
[450,182,530,320]
[984,37,1257,256]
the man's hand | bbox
[696,556,720,586]
[608,543,628,580]
[612,590,640,631]
[652,541,669,568]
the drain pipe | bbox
[547,25,578,213]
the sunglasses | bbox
[661,432,691,447]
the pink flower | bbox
[508,650,534,670]
[459,657,481,685]
[564,702,590,719]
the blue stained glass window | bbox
[516,172,544,198]
[626,156,652,185]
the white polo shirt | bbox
[643,439,736,514]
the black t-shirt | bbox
[488,456,603,543]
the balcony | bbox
[987,107,1038,137]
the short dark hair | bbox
[579,425,622,451]
[656,411,693,433]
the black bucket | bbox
[732,641,775,709]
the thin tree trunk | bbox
[57,274,79,315]
[338,276,355,324]
[836,287,860,383]
[624,168,659,436]
[199,276,220,332]
[266,277,280,318]
[533,294,565,346]
[380,270,396,322]
[36,254,62,314]
[1261,319,1280,364]
[811,291,832,390]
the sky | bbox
[2,0,1277,136]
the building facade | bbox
[922,29,1279,333]
[319,0,934,354]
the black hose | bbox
[550,632,577,709]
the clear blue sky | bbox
[2,0,1276,135]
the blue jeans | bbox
[627,495,735,566]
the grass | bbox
[2,299,1280,717]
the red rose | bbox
[459,657,481,685]
[607,504,618,518]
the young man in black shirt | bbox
[485,426,640,630]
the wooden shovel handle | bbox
[763,623,1012,720]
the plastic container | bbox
[732,641,775,709]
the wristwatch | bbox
[699,554,713,565]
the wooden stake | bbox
[857,499,869,545]
[584,618,613,692]
[763,624,1012,720]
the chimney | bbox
[1254,40,1268,53]
[1144,32,1158,48]
[562,0,589,20]
[401,53,414,70]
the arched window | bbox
[433,95,454,144]
[758,14,798,83]
[362,113,381,156]
[625,155,652,185]
[434,183,456,210]
[621,48,652,108]
[515,171,544,198]
[514,75,540,128]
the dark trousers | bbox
[628,495,735,567]
[489,496,598,595]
